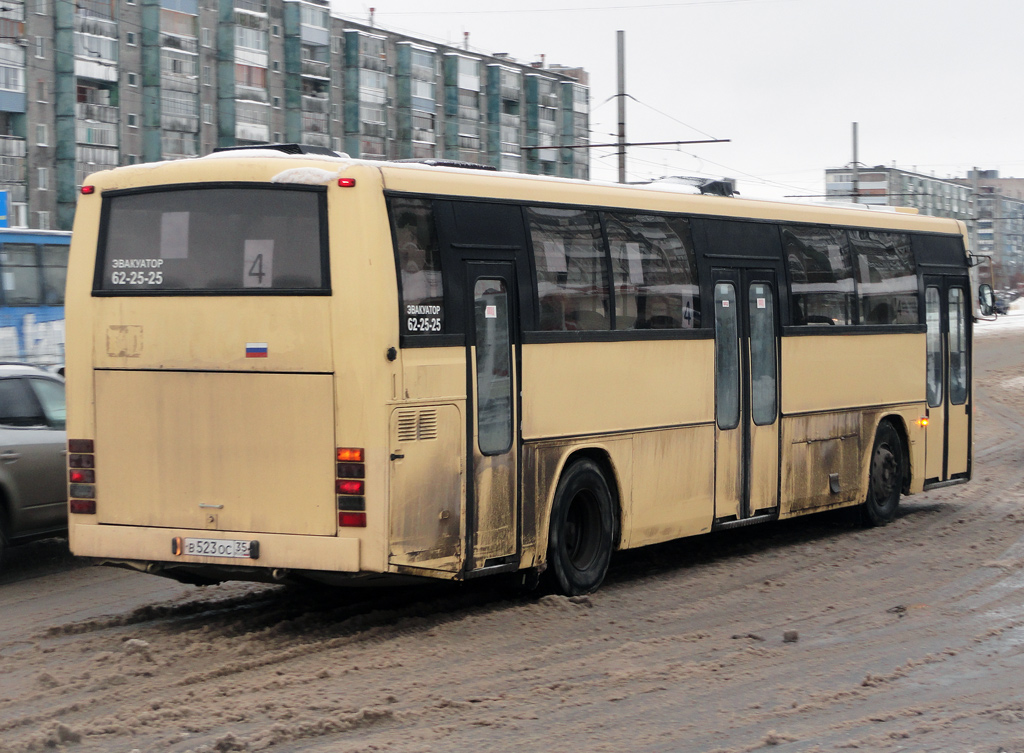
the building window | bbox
[35,37,45,59]
[35,0,48,14]
[127,155,137,164]
[127,113,138,127]
[37,167,48,190]
[36,80,46,102]
[202,103,213,124]
[126,32,136,46]
[201,27,211,47]
[272,96,280,108]
[35,124,47,145]
[37,211,50,230]
[202,65,211,86]
[127,72,137,87]
[272,25,279,36]
[272,61,279,72]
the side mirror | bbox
[979,284,995,316]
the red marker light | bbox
[80,185,96,195]
[338,177,356,188]
[336,479,364,495]
[70,499,96,515]
[339,511,366,527]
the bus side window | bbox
[606,212,700,330]
[849,230,918,325]
[526,206,608,331]
[42,244,69,305]
[782,226,855,326]
[1,244,42,306]
[389,197,444,336]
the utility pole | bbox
[851,122,859,204]
[617,30,626,184]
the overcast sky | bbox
[328,0,1020,200]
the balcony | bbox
[301,132,331,148]
[236,122,270,142]
[76,102,119,123]
[361,121,386,138]
[301,94,329,113]
[162,73,199,94]
[412,128,435,144]
[234,0,268,13]
[76,121,118,146]
[0,135,25,157]
[162,34,199,54]
[75,15,117,38]
[301,59,329,79]
[162,114,199,132]
[235,84,268,103]
[0,153,25,183]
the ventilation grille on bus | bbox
[397,409,439,442]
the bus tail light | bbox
[337,448,366,526]
[68,439,96,515]
[337,447,364,462]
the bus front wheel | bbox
[861,421,903,527]
[546,459,615,596]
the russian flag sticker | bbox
[246,342,268,358]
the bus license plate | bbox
[182,537,253,559]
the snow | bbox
[270,167,344,185]
[974,298,1024,338]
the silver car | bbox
[0,364,67,564]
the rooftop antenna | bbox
[368,7,374,26]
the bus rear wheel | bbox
[546,459,615,596]
[861,421,903,527]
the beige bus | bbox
[65,146,974,594]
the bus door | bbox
[923,276,971,483]
[713,268,780,522]
[464,261,519,573]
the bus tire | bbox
[545,459,615,596]
[861,421,903,527]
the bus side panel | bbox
[780,333,925,414]
[629,426,714,547]
[780,411,862,515]
[522,437,632,566]
[778,405,925,519]
[521,339,714,440]
[388,403,464,571]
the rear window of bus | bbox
[94,185,328,294]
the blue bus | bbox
[0,229,71,369]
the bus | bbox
[0,228,70,370]
[65,145,975,594]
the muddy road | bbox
[2,317,1024,753]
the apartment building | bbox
[1,0,590,230]
[825,165,1024,288]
